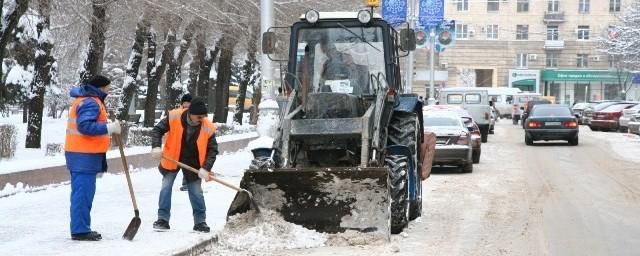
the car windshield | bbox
[594,102,620,111]
[424,116,462,127]
[572,103,590,109]
[531,107,572,117]
[292,26,385,96]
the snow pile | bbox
[0,182,27,197]
[216,210,327,253]
[247,136,274,150]
[325,230,386,246]
[583,129,640,163]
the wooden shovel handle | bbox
[161,155,244,193]
[115,134,139,211]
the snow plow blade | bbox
[227,167,391,236]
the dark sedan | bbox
[524,105,579,146]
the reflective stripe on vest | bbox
[160,109,217,171]
[64,97,110,153]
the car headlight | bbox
[357,10,372,24]
[305,10,319,24]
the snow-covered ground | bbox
[0,113,257,175]
[0,149,253,255]
[579,126,640,163]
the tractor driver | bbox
[318,38,358,93]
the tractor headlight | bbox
[305,10,319,24]
[357,10,372,24]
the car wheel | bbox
[589,125,599,131]
[568,137,579,146]
[472,149,481,164]
[462,161,473,173]
[525,136,533,146]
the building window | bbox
[456,24,469,39]
[546,52,559,67]
[487,0,499,12]
[486,24,498,40]
[457,0,469,11]
[516,25,529,40]
[547,26,559,40]
[579,0,590,13]
[577,54,589,67]
[517,0,529,12]
[577,25,590,40]
[610,0,621,12]
[517,53,528,68]
[548,0,559,12]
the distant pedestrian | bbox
[65,75,121,241]
[178,94,192,192]
[150,97,218,233]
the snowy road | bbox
[270,122,640,256]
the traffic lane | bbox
[519,126,640,256]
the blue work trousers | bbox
[69,172,97,235]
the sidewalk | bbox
[0,149,252,256]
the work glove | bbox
[151,147,162,160]
[198,168,213,181]
[106,120,122,135]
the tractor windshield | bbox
[292,25,385,96]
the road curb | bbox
[172,234,219,256]
[0,136,257,189]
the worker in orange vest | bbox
[65,75,121,241]
[177,94,192,192]
[150,97,218,233]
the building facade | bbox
[423,0,635,103]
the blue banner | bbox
[633,74,640,84]
[418,0,444,28]
[382,0,407,26]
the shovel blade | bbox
[227,167,391,235]
[122,216,141,241]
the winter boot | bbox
[71,231,102,241]
[153,219,170,231]
[193,222,210,233]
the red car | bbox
[589,103,638,131]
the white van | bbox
[511,92,543,124]
[439,88,493,143]
[484,88,522,118]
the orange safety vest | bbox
[64,97,110,153]
[160,108,216,171]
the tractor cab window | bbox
[294,26,385,96]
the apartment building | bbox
[421,0,631,104]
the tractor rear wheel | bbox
[388,112,422,222]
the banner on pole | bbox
[418,0,444,28]
[382,0,407,26]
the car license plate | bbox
[546,122,561,126]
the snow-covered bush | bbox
[215,122,256,137]
[45,143,62,156]
[127,127,153,146]
[0,124,18,159]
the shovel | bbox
[115,134,141,241]
[162,155,261,213]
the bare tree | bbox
[0,0,29,89]
[78,0,108,82]
[165,21,197,112]
[187,28,205,95]
[234,24,259,125]
[26,0,54,148]
[214,36,234,122]
[116,15,150,121]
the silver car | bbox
[629,113,640,135]
[619,104,640,133]
[424,112,474,173]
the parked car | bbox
[511,93,542,125]
[589,103,638,132]
[571,102,595,124]
[618,104,640,132]
[423,112,474,173]
[582,101,622,125]
[424,105,481,164]
[439,88,493,143]
[524,105,579,146]
[521,99,552,129]
[629,113,640,135]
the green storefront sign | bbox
[541,70,623,82]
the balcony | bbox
[544,12,565,23]
[544,40,565,49]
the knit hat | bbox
[188,97,208,115]
[181,94,192,104]
[87,75,111,88]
